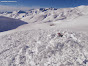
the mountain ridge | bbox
[0,5,88,23]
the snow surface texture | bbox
[0,29,88,66]
[0,5,88,66]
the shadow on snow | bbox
[0,16,28,32]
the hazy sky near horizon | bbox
[0,0,88,11]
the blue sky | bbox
[0,0,88,8]
[0,0,88,11]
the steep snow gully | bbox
[0,5,88,66]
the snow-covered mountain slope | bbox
[0,5,88,23]
[1,5,88,66]
[52,15,88,32]
[0,16,27,32]
[0,15,88,66]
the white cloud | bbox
[0,5,30,12]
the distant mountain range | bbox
[0,5,88,23]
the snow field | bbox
[0,29,88,66]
